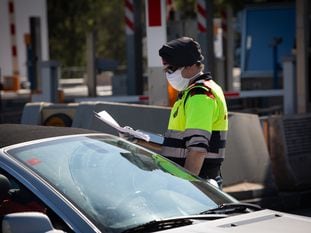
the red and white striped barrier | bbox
[145,0,167,67]
[124,0,134,35]
[8,0,19,75]
[196,0,207,33]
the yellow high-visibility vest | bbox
[162,75,228,168]
[168,79,228,133]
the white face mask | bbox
[166,67,189,91]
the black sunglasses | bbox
[165,65,179,74]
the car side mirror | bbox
[2,212,65,233]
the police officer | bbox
[159,37,228,188]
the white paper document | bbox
[94,110,164,144]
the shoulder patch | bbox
[189,86,215,99]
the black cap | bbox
[159,37,204,67]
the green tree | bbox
[47,0,125,67]
[174,0,245,19]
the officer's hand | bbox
[119,127,137,143]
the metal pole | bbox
[125,0,135,95]
[296,0,308,113]
[86,31,96,97]
[283,56,296,115]
[273,37,282,89]
[196,0,214,75]
[225,6,234,91]
[196,0,207,70]
[30,17,42,92]
[134,0,143,95]
[125,0,143,95]
[205,0,214,75]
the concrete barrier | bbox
[72,101,170,135]
[222,112,274,187]
[22,101,274,188]
[21,102,52,125]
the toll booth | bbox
[239,4,296,114]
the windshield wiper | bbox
[200,202,262,215]
[122,214,228,233]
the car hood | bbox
[159,209,311,233]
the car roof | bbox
[0,124,99,148]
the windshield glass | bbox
[8,135,234,232]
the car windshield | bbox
[7,135,235,233]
